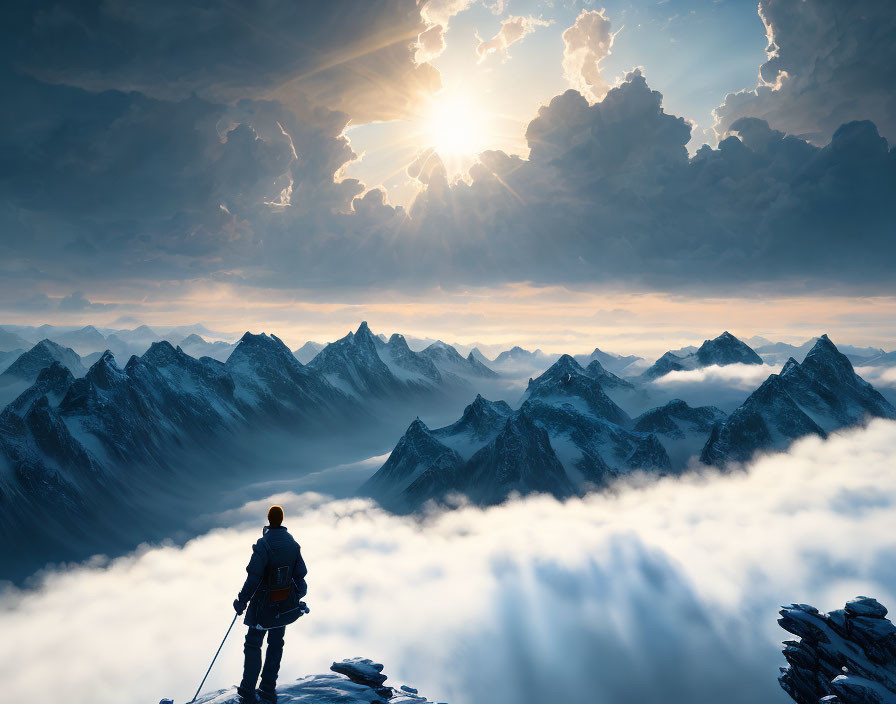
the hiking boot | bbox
[236,687,258,703]
[256,687,277,703]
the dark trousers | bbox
[238,625,286,696]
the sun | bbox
[421,90,492,174]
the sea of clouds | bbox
[2,419,895,704]
[639,362,782,413]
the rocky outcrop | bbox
[186,657,435,704]
[779,597,896,704]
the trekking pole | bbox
[185,612,239,704]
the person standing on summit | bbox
[233,505,308,703]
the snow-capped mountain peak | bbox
[701,336,894,464]
[525,354,630,426]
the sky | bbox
[0,0,894,353]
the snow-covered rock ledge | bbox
[779,597,896,704]
[183,657,440,704]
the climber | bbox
[233,505,308,704]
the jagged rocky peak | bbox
[420,340,498,379]
[445,394,513,438]
[360,416,461,506]
[494,345,540,364]
[779,596,896,704]
[0,338,86,383]
[34,360,75,390]
[639,350,690,381]
[527,354,584,388]
[800,334,861,384]
[526,354,631,426]
[466,393,511,418]
[700,374,826,465]
[3,362,76,417]
[84,350,127,389]
[695,331,763,366]
[584,358,634,389]
[634,398,725,434]
[464,410,574,504]
[177,332,206,345]
[141,339,184,366]
[228,331,300,369]
[701,334,894,466]
[406,416,430,435]
[388,332,411,349]
[354,320,379,344]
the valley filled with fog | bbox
[1,420,894,704]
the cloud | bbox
[2,293,52,312]
[714,0,896,145]
[476,16,553,63]
[415,0,476,63]
[590,308,638,324]
[10,0,438,124]
[406,72,896,293]
[855,366,896,389]
[1,5,894,304]
[561,9,616,103]
[1,420,895,704]
[651,363,780,390]
[57,291,113,312]
[2,63,895,302]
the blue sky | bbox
[345,1,768,205]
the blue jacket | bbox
[238,526,307,629]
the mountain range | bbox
[701,335,895,464]
[1,323,893,576]
[0,324,500,578]
[307,323,495,400]
[639,331,764,380]
[365,334,894,510]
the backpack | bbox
[253,534,306,629]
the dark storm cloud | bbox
[9,0,439,123]
[0,1,893,300]
[714,0,896,145]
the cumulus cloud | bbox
[561,9,617,103]
[2,420,895,704]
[405,72,896,293]
[2,63,895,301]
[476,16,553,62]
[415,0,476,63]
[714,0,896,145]
[1,5,894,304]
